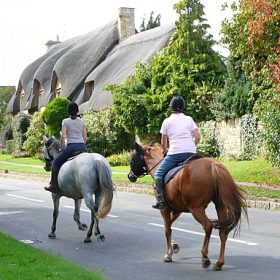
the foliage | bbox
[23,112,45,156]
[4,139,16,155]
[82,109,133,157]
[254,93,280,166]
[240,114,261,160]
[0,86,15,145]
[197,121,220,157]
[147,0,225,130]
[221,0,280,165]
[139,11,161,31]
[107,63,152,137]
[41,97,70,138]
[109,0,226,139]
[10,112,31,153]
[107,152,130,166]
[217,56,254,120]
[0,86,14,128]
[1,122,13,144]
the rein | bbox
[145,158,163,174]
[136,157,163,178]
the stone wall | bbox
[215,119,242,159]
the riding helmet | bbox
[67,102,79,116]
[169,96,185,112]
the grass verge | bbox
[1,154,280,198]
[0,232,106,280]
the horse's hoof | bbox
[48,233,56,239]
[97,235,105,243]
[202,258,211,269]
[163,254,172,262]
[172,243,179,254]
[84,237,92,243]
[213,265,222,271]
[79,223,87,231]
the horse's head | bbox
[42,136,60,171]
[127,142,147,182]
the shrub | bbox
[107,152,130,166]
[4,139,16,155]
[23,112,45,156]
[83,109,133,157]
[197,121,220,157]
[41,97,70,138]
[10,113,32,153]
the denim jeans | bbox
[52,143,87,171]
[154,152,195,180]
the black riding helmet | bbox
[169,96,185,112]
[67,102,79,116]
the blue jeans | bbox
[154,152,195,180]
[52,143,87,171]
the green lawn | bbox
[0,232,106,280]
[222,159,280,185]
[1,153,280,198]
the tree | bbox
[217,55,254,120]
[221,0,280,165]
[139,11,161,32]
[109,0,225,139]
[0,86,14,128]
[107,63,152,138]
[147,0,225,131]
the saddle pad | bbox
[164,164,187,185]
[163,154,202,185]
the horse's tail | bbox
[211,161,248,237]
[95,159,115,219]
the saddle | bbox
[67,150,86,161]
[164,154,202,185]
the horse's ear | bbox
[43,135,49,143]
[134,142,143,153]
[148,141,156,147]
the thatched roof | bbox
[7,19,174,114]
[81,23,174,112]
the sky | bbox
[0,0,232,87]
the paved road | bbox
[0,177,279,280]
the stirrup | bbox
[152,201,165,209]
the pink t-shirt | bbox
[160,113,198,155]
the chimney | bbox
[118,7,135,42]
[45,35,61,51]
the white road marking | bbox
[6,193,44,203]
[63,205,118,218]
[0,210,23,215]
[148,223,259,246]
[20,240,34,244]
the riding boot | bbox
[44,169,59,193]
[152,179,165,209]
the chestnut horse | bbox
[128,142,248,271]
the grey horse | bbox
[43,136,114,243]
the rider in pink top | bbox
[152,96,201,209]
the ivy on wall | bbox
[240,114,261,160]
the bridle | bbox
[44,139,57,161]
[128,153,163,182]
